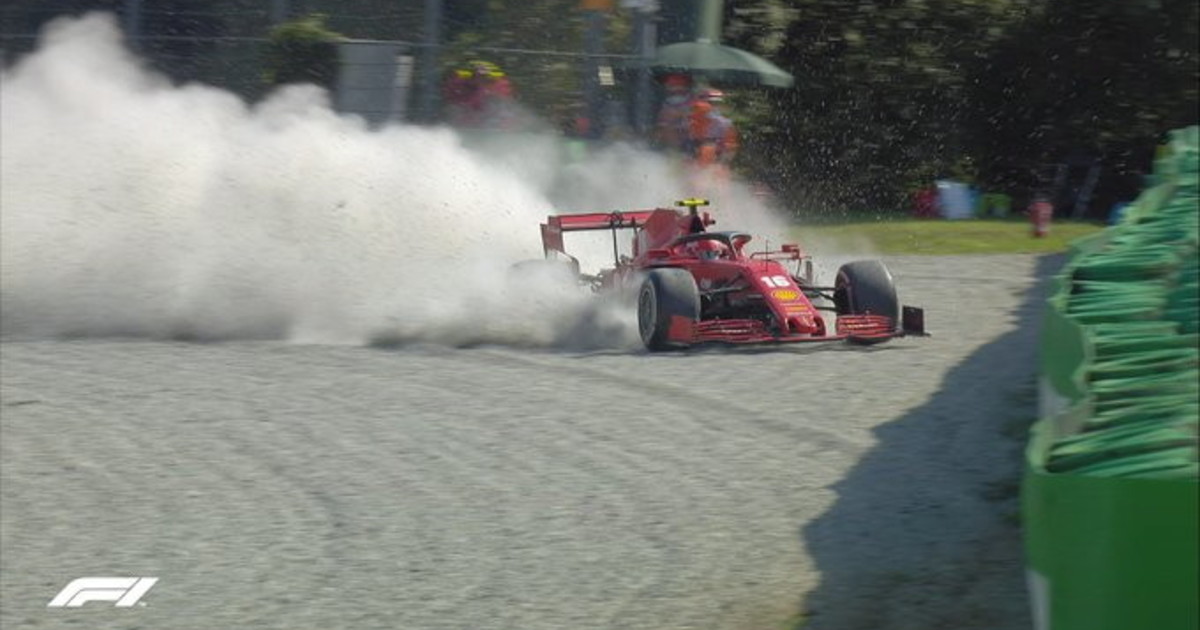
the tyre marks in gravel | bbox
[1,254,1051,630]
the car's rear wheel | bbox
[637,268,700,351]
[834,260,899,322]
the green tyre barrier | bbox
[1026,125,1199,630]
[1024,426,1199,630]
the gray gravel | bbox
[0,254,1057,630]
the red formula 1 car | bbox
[536,199,926,350]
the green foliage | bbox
[726,0,1027,213]
[725,0,1198,217]
[964,0,1199,211]
[263,13,343,90]
[441,1,632,126]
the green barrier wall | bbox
[1024,126,1199,630]
[1026,421,1199,630]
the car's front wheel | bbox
[637,268,700,351]
[833,260,899,320]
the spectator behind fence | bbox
[654,73,694,153]
[689,89,738,168]
[443,60,516,129]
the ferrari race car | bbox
[533,199,926,351]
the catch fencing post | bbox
[123,0,142,51]
[419,0,443,123]
[624,0,659,135]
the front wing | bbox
[670,307,927,345]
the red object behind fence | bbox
[1030,198,1053,237]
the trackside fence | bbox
[1023,125,1199,630]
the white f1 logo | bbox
[47,577,158,608]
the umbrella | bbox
[648,40,794,88]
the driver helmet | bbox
[693,239,728,260]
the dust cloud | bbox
[0,12,791,349]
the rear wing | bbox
[540,208,715,257]
[541,210,656,256]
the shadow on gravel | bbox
[796,254,1066,630]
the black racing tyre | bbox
[833,260,899,322]
[637,268,700,351]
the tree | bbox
[263,13,343,90]
[724,0,1198,216]
[726,0,1028,213]
[965,0,1199,213]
